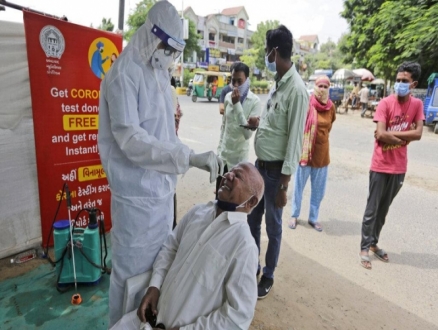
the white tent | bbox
[331,68,361,81]
[0,20,42,259]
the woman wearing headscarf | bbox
[288,75,336,232]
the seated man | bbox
[111,162,264,330]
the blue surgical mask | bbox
[265,48,277,72]
[216,199,238,212]
[394,82,411,97]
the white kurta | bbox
[111,202,258,330]
[217,92,261,169]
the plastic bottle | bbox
[10,249,37,264]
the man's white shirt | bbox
[149,201,258,329]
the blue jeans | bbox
[291,165,328,223]
[247,160,283,279]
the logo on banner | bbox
[39,25,65,59]
[88,37,120,79]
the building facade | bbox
[183,6,254,67]
[296,35,320,55]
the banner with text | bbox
[23,11,122,244]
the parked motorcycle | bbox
[186,79,193,96]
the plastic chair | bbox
[122,270,152,315]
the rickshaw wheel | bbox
[192,95,198,102]
[434,122,438,134]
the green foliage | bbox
[240,48,258,76]
[183,68,194,86]
[250,20,280,70]
[345,84,354,92]
[340,0,438,86]
[183,18,201,59]
[125,0,157,41]
[124,0,200,61]
[97,18,114,32]
[302,38,346,79]
[252,80,269,89]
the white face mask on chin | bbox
[151,49,174,70]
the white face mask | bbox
[235,195,254,212]
[151,49,174,70]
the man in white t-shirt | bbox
[360,85,370,117]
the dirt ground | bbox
[2,247,435,330]
[2,106,437,330]
[249,240,437,330]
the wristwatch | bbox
[279,184,288,191]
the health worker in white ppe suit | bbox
[97,1,223,327]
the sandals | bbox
[308,220,323,232]
[371,248,389,263]
[359,248,389,270]
[288,218,323,232]
[288,217,297,229]
[359,253,372,270]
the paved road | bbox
[175,94,438,329]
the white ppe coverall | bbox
[97,2,191,327]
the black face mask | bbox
[100,48,104,53]
[216,199,239,212]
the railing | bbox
[219,22,238,36]
[219,41,235,49]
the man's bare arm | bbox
[390,120,423,141]
[375,121,404,145]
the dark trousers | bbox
[247,160,283,279]
[215,164,229,198]
[361,171,405,251]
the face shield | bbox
[151,24,185,60]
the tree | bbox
[240,48,258,76]
[183,19,201,60]
[340,0,386,68]
[340,0,438,86]
[302,38,347,79]
[250,20,280,70]
[124,0,200,61]
[97,18,114,32]
[125,0,157,41]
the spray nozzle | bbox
[87,208,97,226]
[65,184,71,208]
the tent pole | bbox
[0,0,68,20]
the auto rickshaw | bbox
[191,71,231,102]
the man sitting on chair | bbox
[111,161,264,330]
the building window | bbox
[230,17,235,25]
[209,33,215,41]
[238,38,244,44]
[238,19,245,29]
[222,36,235,44]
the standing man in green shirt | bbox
[216,62,261,196]
[246,25,309,299]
